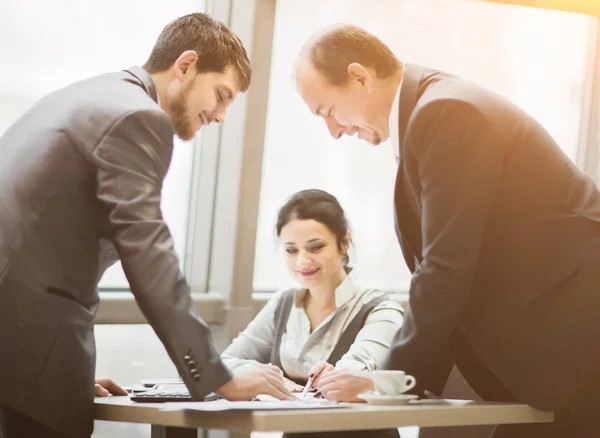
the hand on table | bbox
[216,364,294,401]
[95,378,128,397]
[315,369,374,402]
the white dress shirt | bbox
[389,74,403,163]
[221,276,404,380]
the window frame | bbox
[97,0,277,328]
[97,1,600,324]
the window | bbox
[0,0,205,288]
[253,0,592,292]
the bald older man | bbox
[295,25,600,438]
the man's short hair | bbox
[302,25,400,86]
[144,13,251,92]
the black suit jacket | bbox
[0,67,231,437]
[382,64,600,411]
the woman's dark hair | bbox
[276,189,352,269]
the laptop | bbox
[128,382,220,403]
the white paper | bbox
[160,398,345,412]
[256,393,330,403]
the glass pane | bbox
[254,0,591,292]
[0,0,205,288]
[99,137,194,288]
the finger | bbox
[310,361,333,384]
[265,373,294,399]
[312,364,335,387]
[319,384,355,403]
[268,373,292,396]
[307,360,327,378]
[283,377,300,385]
[272,385,295,400]
[317,379,338,399]
[102,379,128,396]
[263,379,294,400]
[265,372,288,387]
[316,370,341,388]
[319,386,334,400]
[266,364,284,375]
[95,384,109,397]
[284,379,304,392]
[324,389,340,401]
[326,380,365,403]
[263,366,285,380]
[106,380,127,395]
[324,389,345,402]
[341,389,364,403]
[318,376,358,400]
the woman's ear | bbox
[342,231,351,254]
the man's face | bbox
[165,65,240,141]
[296,60,384,145]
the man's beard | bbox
[169,83,195,141]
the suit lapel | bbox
[397,63,423,163]
[124,66,159,104]
[393,64,425,270]
[394,166,416,272]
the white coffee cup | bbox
[370,370,416,396]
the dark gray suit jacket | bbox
[0,67,231,437]
[382,64,600,411]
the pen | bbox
[300,374,314,400]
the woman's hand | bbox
[315,370,374,402]
[307,360,335,388]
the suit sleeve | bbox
[93,109,231,398]
[381,101,504,394]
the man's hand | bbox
[315,370,374,402]
[307,360,335,388]
[95,378,128,397]
[216,364,294,401]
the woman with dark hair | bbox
[222,189,404,438]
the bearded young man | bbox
[0,12,292,438]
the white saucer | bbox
[357,392,419,405]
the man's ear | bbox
[347,63,373,90]
[173,50,199,80]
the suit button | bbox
[184,354,193,361]
[193,373,201,381]
[190,368,198,374]
[186,360,197,367]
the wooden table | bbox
[94,396,554,437]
